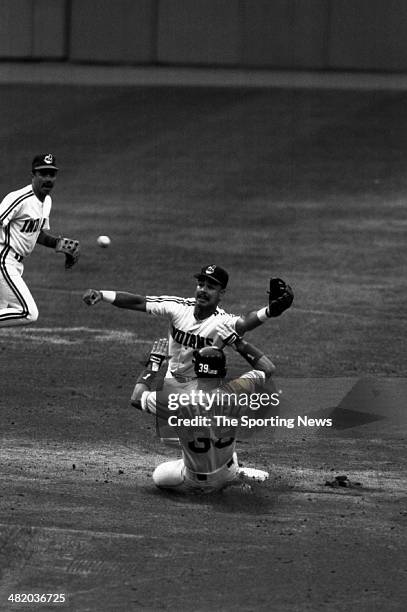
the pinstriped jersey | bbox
[145,296,239,378]
[0,184,51,258]
[141,370,266,474]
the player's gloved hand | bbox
[267,278,294,317]
[214,321,241,348]
[83,288,102,306]
[148,338,168,371]
[55,236,80,269]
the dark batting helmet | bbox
[193,346,227,378]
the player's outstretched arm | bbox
[235,277,294,335]
[83,289,147,311]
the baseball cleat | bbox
[237,467,269,482]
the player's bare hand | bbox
[213,321,240,347]
[83,288,102,306]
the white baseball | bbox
[97,235,111,248]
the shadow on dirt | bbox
[141,483,278,515]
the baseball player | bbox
[131,337,276,493]
[82,265,293,378]
[83,266,292,440]
[0,154,80,326]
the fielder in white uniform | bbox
[83,265,293,378]
[83,265,292,439]
[0,154,80,326]
[131,338,276,493]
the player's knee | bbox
[152,460,183,488]
[27,304,39,322]
[13,304,39,326]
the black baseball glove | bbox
[267,277,294,317]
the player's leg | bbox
[0,261,39,327]
[214,452,245,490]
[152,459,186,489]
[181,454,240,493]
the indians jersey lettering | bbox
[0,185,51,258]
[140,370,266,474]
[145,296,239,378]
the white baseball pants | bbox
[0,253,38,326]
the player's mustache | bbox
[43,182,53,188]
[197,292,209,300]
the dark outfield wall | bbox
[1,0,407,71]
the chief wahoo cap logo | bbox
[44,154,54,164]
[206,265,216,274]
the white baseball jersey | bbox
[140,370,266,474]
[145,296,239,378]
[0,185,51,258]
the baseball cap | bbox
[194,265,229,288]
[32,154,59,172]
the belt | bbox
[14,252,24,262]
[195,457,234,481]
